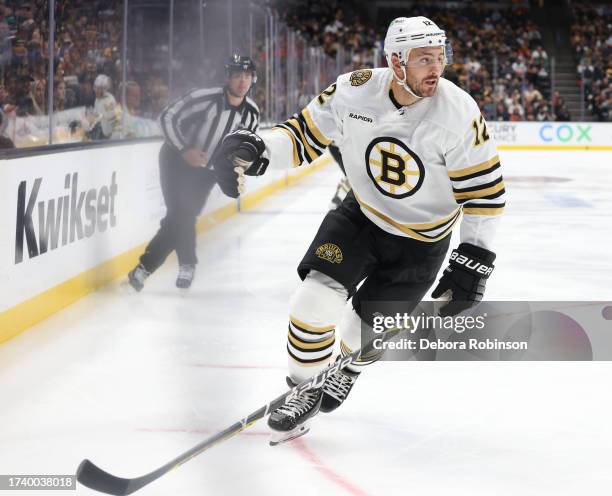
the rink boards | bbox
[0,135,330,342]
[1,122,610,343]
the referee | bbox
[128,55,260,291]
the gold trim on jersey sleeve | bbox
[453,180,505,201]
[353,192,460,242]
[401,207,461,230]
[286,118,319,162]
[447,155,500,179]
[271,126,301,167]
[301,108,332,146]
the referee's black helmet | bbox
[225,54,257,83]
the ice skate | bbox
[321,365,360,413]
[176,264,196,289]
[268,386,322,446]
[127,263,150,292]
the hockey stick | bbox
[77,321,402,495]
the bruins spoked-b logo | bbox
[315,243,343,264]
[350,70,372,87]
[365,137,425,199]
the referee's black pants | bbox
[139,143,216,273]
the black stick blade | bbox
[77,459,132,495]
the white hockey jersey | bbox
[263,68,505,250]
[93,92,120,138]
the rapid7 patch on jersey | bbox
[365,137,425,199]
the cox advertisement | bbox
[488,121,612,148]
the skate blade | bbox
[269,423,310,446]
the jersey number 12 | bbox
[472,115,490,147]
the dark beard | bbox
[407,80,425,98]
[417,79,437,96]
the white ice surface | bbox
[1,150,611,496]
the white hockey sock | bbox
[287,271,348,383]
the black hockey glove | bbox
[431,243,496,317]
[211,129,269,198]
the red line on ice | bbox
[292,437,370,496]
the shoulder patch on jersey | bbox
[350,69,372,87]
[315,243,343,264]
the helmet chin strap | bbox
[394,65,423,101]
[391,47,423,102]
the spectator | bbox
[89,74,118,139]
[54,80,67,111]
[531,45,549,66]
[115,80,144,138]
[122,80,141,117]
[555,103,571,122]
[481,95,496,118]
[58,33,74,59]
[495,101,509,121]
[524,83,543,106]
[536,104,553,121]
[79,77,96,108]
[147,81,170,120]
[508,93,525,120]
[23,78,46,116]
[511,56,527,79]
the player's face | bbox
[405,47,445,97]
[227,70,253,99]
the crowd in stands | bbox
[0,0,609,147]
[570,4,610,122]
[431,4,563,122]
[0,0,170,146]
[273,0,378,63]
[275,1,572,122]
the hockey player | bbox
[214,16,505,443]
[127,55,261,291]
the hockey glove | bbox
[431,243,496,317]
[212,129,269,198]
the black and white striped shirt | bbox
[159,87,259,160]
